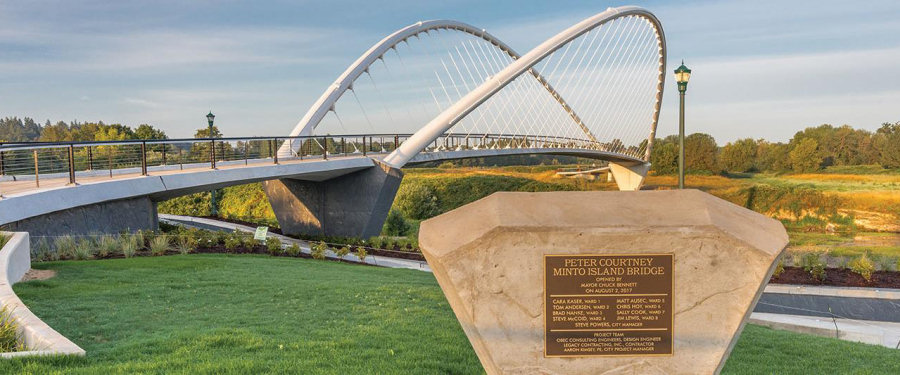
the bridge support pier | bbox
[0,196,158,238]
[608,162,650,191]
[263,160,403,238]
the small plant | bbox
[74,238,94,260]
[97,235,119,258]
[772,260,784,278]
[241,234,260,251]
[266,237,283,255]
[356,247,368,263]
[149,236,169,256]
[311,241,327,260]
[875,255,897,272]
[54,235,78,259]
[286,243,301,257]
[335,246,350,261]
[33,239,53,262]
[0,306,23,353]
[122,235,139,258]
[177,235,198,255]
[224,232,242,252]
[800,252,826,282]
[849,253,876,282]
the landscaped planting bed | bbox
[2,255,899,373]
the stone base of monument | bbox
[419,190,787,375]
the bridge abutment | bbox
[0,196,158,238]
[263,160,403,238]
[608,161,650,191]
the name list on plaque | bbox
[544,254,673,357]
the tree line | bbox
[650,122,900,174]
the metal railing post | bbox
[33,150,39,188]
[140,141,148,176]
[0,150,5,176]
[108,148,113,177]
[322,137,328,160]
[394,135,399,150]
[179,148,184,170]
[161,143,167,166]
[341,137,345,155]
[244,142,249,165]
[67,144,76,184]
[273,138,278,164]
[362,137,367,156]
[210,139,216,169]
[87,146,93,170]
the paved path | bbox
[159,214,431,272]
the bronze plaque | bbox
[544,254,673,357]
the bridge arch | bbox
[383,6,666,168]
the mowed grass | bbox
[4,255,900,374]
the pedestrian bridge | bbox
[0,6,666,239]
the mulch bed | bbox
[770,266,900,289]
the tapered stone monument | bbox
[419,190,787,375]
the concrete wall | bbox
[0,232,85,357]
[264,161,403,238]
[1,197,157,237]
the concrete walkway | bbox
[158,214,431,273]
[750,312,900,349]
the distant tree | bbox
[38,121,72,142]
[649,139,678,175]
[756,141,792,172]
[874,122,900,168]
[719,138,758,173]
[684,133,719,174]
[135,124,167,140]
[194,126,222,139]
[395,184,440,220]
[789,138,820,172]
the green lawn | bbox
[4,255,899,374]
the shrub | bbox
[367,237,382,249]
[335,246,350,261]
[33,239,53,262]
[241,234,260,250]
[395,184,440,220]
[849,254,876,282]
[54,235,78,259]
[74,238,94,260]
[177,235,198,255]
[772,260,784,278]
[286,243,301,257]
[0,306,22,352]
[311,241,327,260]
[140,230,156,249]
[875,255,897,272]
[149,236,169,256]
[122,235,139,258]
[224,232,242,252]
[801,252,826,282]
[356,247,368,263]
[97,235,119,258]
[383,210,410,236]
[266,237,283,255]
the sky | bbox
[0,0,898,143]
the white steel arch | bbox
[383,6,666,168]
[279,19,595,156]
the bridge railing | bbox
[0,133,604,196]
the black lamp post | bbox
[206,111,217,216]
[674,61,691,189]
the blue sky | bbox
[1,0,898,143]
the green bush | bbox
[356,247,368,263]
[74,238,94,260]
[177,235,198,255]
[395,184,440,220]
[772,260,784,278]
[286,243,301,257]
[801,253,826,282]
[311,241,327,260]
[266,237,283,255]
[335,246,350,261]
[224,232,242,252]
[383,210,410,236]
[97,235,118,258]
[0,306,22,352]
[849,254,876,282]
[32,239,52,262]
[54,235,77,259]
[121,235,139,258]
[149,236,169,256]
[874,255,897,272]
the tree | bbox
[684,133,719,174]
[874,122,900,168]
[395,184,440,220]
[382,209,411,236]
[194,126,222,139]
[649,140,678,175]
[719,138,758,173]
[789,138,820,172]
[135,124,167,140]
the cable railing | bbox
[0,133,621,196]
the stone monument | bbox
[419,190,787,375]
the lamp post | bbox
[206,111,217,216]
[674,61,691,189]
